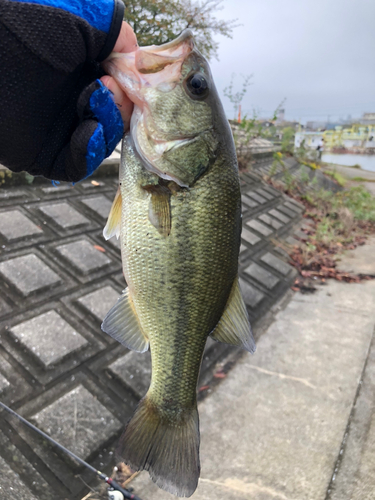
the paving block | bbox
[245,191,267,204]
[33,385,122,459]
[256,188,274,200]
[109,350,152,397]
[106,235,121,250]
[0,455,38,500]
[244,262,280,289]
[278,205,297,218]
[261,252,293,276]
[241,228,261,246]
[259,214,283,230]
[0,189,25,199]
[246,219,273,237]
[262,185,281,197]
[0,372,10,392]
[286,198,304,211]
[269,208,291,224]
[294,229,308,241]
[286,236,301,247]
[81,181,105,189]
[0,254,61,296]
[56,240,111,274]
[42,185,72,194]
[10,311,88,367]
[239,244,247,255]
[82,196,113,219]
[78,286,120,322]
[39,203,89,229]
[0,210,42,240]
[241,195,258,209]
[284,201,302,213]
[0,295,11,316]
[239,278,265,308]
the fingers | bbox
[101,22,137,129]
[113,21,137,54]
[100,75,133,129]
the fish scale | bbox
[101,29,255,497]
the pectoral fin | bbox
[101,288,149,353]
[103,187,122,240]
[143,185,171,237]
[210,276,256,353]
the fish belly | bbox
[120,138,241,410]
[116,137,241,496]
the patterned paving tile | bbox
[10,311,88,367]
[56,240,111,274]
[82,196,113,219]
[0,210,42,240]
[39,203,89,229]
[77,286,120,322]
[33,386,122,459]
[0,254,61,296]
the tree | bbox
[123,0,238,60]
[223,73,253,120]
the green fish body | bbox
[102,31,255,497]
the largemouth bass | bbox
[102,30,255,497]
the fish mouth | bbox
[139,30,195,55]
[104,30,194,102]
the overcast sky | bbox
[209,0,375,124]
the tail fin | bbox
[117,396,200,497]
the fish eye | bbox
[185,72,209,99]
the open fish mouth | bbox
[104,30,195,107]
[104,29,216,187]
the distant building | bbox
[295,131,323,149]
[296,124,375,153]
[360,113,375,125]
[305,121,327,131]
[323,125,375,152]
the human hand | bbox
[101,22,137,130]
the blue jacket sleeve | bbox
[0,0,125,182]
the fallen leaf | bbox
[199,385,210,392]
[93,245,106,253]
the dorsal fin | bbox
[103,187,122,240]
[101,288,149,353]
[210,276,256,353]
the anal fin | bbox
[210,276,256,353]
[103,187,122,240]
[101,288,149,353]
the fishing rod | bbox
[0,401,142,500]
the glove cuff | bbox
[97,0,125,62]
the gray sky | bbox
[209,0,375,124]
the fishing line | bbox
[0,401,143,500]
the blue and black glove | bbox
[0,0,125,182]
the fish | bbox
[101,30,255,497]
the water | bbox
[322,153,375,172]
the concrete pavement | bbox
[0,156,307,500]
[131,241,375,500]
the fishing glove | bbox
[0,0,125,182]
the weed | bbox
[351,176,375,183]
[324,171,347,187]
[266,171,375,283]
